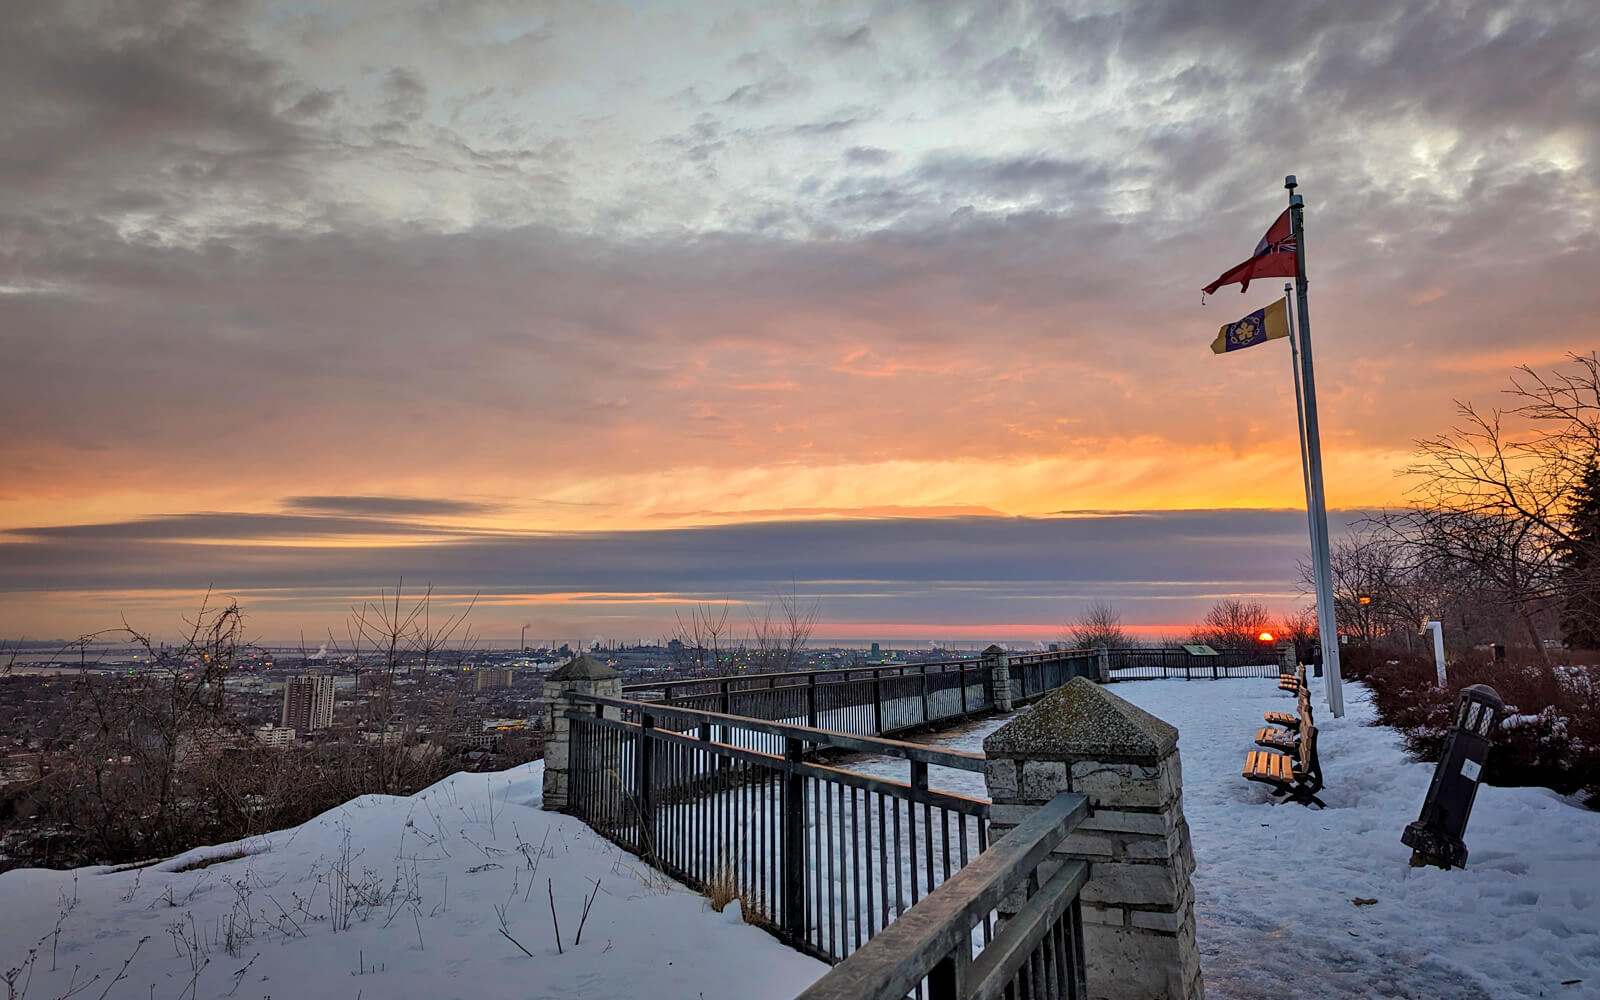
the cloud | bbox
[282,496,500,518]
[0,510,1353,637]
[0,0,316,228]
[0,0,1597,639]
[380,67,427,121]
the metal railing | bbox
[797,791,1091,1000]
[563,693,992,964]
[622,649,1102,737]
[1105,647,1278,680]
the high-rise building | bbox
[474,668,515,692]
[282,674,335,733]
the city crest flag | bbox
[1210,297,1289,354]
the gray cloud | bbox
[4,512,469,542]
[0,0,314,224]
[0,511,1351,629]
[282,496,500,518]
[844,146,892,166]
[381,67,428,121]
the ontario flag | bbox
[1203,209,1297,296]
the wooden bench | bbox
[1243,724,1325,808]
[1257,685,1313,748]
[1244,682,1324,807]
[1277,661,1305,693]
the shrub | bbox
[1343,646,1600,808]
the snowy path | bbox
[852,679,1600,999]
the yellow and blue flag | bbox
[1210,297,1290,354]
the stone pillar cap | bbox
[983,676,1178,763]
[982,644,1007,657]
[547,654,620,681]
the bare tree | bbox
[749,583,820,674]
[341,581,477,794]
[1394,352,1599,660]
[1190,599,1273,649]
[669,600,733,676]
[1065,600,1131,649]
[1278,603,1320,659]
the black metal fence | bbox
[1105,647,1279,680]
[796,791,1092,1000]
[564,693,992,965]
[622,649,1103,738]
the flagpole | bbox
[1280,284,1318,572]
[1286,175,1345,718]
[1284,284,1314,523]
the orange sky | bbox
[2,2,1597,642]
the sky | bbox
[2,0,1597,645]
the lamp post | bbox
[1403,685,1504,869]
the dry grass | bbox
[705,857,738,913]
[169,846,258,873]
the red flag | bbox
[1203,209,1298,295]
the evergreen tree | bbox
[1559,461,1600,649]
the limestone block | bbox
[1070,760,1171,809]
[1053,831,1116,858]
[1082,902,1127,927]
[984,758,1019,799]
[1084,923,1201,1000]
[1121,827,1183,861]
[1078,808,1177,837]
[1079,862,1182,908]
[1020,760,1070,799]
[543,740,569,770]
[1130,908,1183,933]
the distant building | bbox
[474,668,515,692]
[253,724,297,748]
[282,674,335,733]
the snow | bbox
[0,767,825,1000]
[2,679,1596,1000]
[854,679,1600,1000]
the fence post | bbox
[920,665,931,723]
[807,673,818,728]
[872,670,884,734]
[719,679,731,742]
[984,644,1014,713]
[1094,646,1110,684]
[1278,642,1296,678]
[782,737,807,940]
[541,654,622,812]
[635,711,656,858]
[983,677,1202,1000]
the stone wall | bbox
[983,676,1203,1000]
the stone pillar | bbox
[983,643,1013,713]
[1277,643,1296,676]
[542,654,622,812]
[1094,645,1111,683]
[983,677,1202,1000]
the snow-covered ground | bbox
[855,679,1600,1000]
[2,679,1595,999]
[0,767,826,1000]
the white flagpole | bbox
[1284,285,1314,529]
[1286,175,1345,717]
[1286,282,1335,687]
